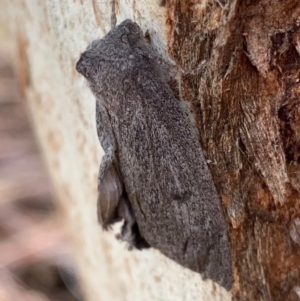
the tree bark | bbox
[1,0,300,300]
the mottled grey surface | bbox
[76,19,232,290]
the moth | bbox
[76,19,232,290]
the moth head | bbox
[76,19,150,81]
[112,19,144,48]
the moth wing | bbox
[118,89,232,289]
[97,158,123,229]
[95,101,123,229]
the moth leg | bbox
[116,197,150,250]
[131,223,150,250]
[115,197,136,249]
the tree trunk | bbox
[1,0,300,300]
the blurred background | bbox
[0,29,82,301]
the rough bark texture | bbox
[1,0,300,300]
[164,1,300,300]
